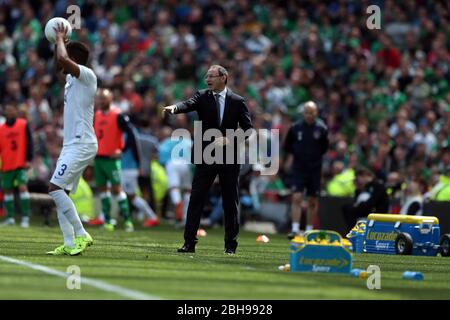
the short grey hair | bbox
[210,65,228,84]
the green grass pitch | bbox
[1,220,450,299]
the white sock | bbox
[19,192,30,219]
[19,191,30,199]
[50,190,86,237]
[113,191,127,202]
[306,224,313,231]
[132,196,157,219]
[57,210,75,248]
[292,222,300,233]
[170,189,181,205]
[4,194,14,217]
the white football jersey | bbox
[63,65,98,146]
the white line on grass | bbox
[0,255,160,300]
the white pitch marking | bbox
[0,255,160,300]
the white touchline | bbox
[0,255,160,300]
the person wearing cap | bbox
[284,101,329,238]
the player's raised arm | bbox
[54,44,67,83]
[53,22,80,78]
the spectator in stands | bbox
[26,85,52,129]
[400,181,423,216]
[342,167,389,230]
[427,166,450,202]
[385,171,405,214]
[326,161,355,198]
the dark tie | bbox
[214,93,221,126]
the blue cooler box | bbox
[364,214,440,256]
[290,230,352,273]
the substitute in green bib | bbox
[94,89,137,232]
[0,104,33,227]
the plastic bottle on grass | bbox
[402,271,424,281]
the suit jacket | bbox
[175,88,253,165]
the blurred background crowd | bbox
[0,0,449,229]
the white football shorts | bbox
[50,143,98,193]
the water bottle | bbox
[402,271,424,281]
[350,269,364,277]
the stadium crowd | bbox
[0,0,449,229]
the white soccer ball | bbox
[44,17,72,44]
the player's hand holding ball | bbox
[45,17,72,44]
[53,22,70,43]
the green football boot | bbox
[124,220,134,232]
[104,222,115,231]
[70,233,94,256]
[46,244,72,256]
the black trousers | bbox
[184,164,240,250]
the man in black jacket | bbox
[164,65,253,254]
[342,167,389,230]
[284,101,329,238]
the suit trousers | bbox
[184,164,240,249]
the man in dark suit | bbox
[163,65,253,254]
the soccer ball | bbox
[44,17,72,44]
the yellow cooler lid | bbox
[367,214,439,225]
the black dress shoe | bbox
[224,248,236,255]
[177,244,195,253]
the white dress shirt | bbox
[214,87,227,124]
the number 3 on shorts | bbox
[58,164,68,176]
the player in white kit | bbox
[47,23,98,256]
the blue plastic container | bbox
[290,230,352,274]
[402,271,424,280]
[350,268,364,277]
